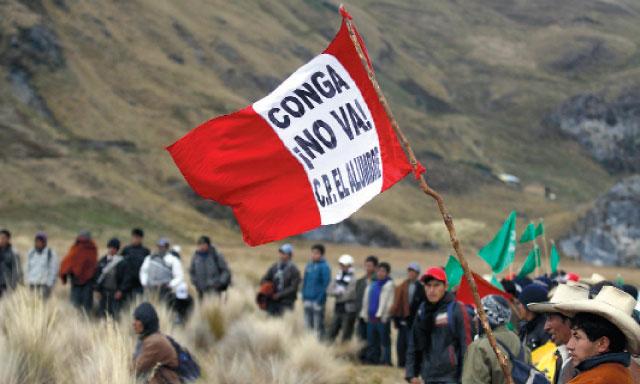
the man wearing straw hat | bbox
[550,286,640,383]
[527,284,590,384]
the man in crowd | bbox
[25,231,58,299]
[95,238,126,318]
[132,302,180,384]
[302,244,331,339]
[554,286,638,383]
[405,266,474,384]
[261,243,301,316]
[327,254,358,342]
[528,283,590,383]
[59,230,97,312]
[355,255,378,359]
[517,283,551,350]
[189,235,231,300]
[0,229,22,298]
[462,295,531,384]
[139,238,184,302]
[360,262,395,365]
[120,228,150,301]
[390,262,426,368]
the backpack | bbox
[165,335,201,382]
[447,300,479,338]
[496,339,550,384]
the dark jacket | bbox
[189,247,231,293]
[262,261,301,306]
[569,352,632,384]
[120,244,150,294]
[94,255,126,292]
[405,292,474,383]
[390,279,426,326]
[355,275,374,315]
[0,245,21,291]
[519,313,550,351]
[133,332,180,384]
[301,258,331,304]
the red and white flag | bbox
[167,11,413,246]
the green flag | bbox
[550,243,560,274]
[490,274,504,291]
[445,255,464,290]
[519,223,537,243]
[478,211,517,273]
[535,222,545,237]
[518,247,540,278]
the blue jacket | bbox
[302,258,331,304]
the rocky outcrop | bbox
[544,90,640,172]
[560,175,640,267]
[300,218,402,248]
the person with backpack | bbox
[59,231,97,313]
[25,231,58,299]
[0,228,22,298]
[132,302,180,384]
[390,262,426,368]
[120,228,151,301]
[405,266,475,383]
[462,295,533,384]
[139,238,184,302]
[327,254,358,342]
[360,262,395,365]
[260,243,301,316]
[189,235,231,299]
[302,244,331,339]
[94,238,126,318]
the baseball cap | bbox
[407,262,421,273]
[421,266,447,284]
[157,237,170,247]
[279,243,293,255]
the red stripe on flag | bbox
[166,106,320,245]
[456,271,512,307]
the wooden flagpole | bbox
[341,7,513,384]
[539,218,549,275]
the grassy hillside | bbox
[2,0,639,250]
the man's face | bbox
[157,245,168,253]
[107,246,118,256]
[365,261,376,276]
[279,251,290,263]
[407,269,419,281]
[311,249,322,262]
[376,267,389,280]
[132,319,144,335]
[340,263,350,272]
[197,242,209,253]
[545,313,572,345]
[35,238,46,250]
[0,234,8,248]
[567,328,608,366]
[131,235,143,246]
[424,279,447,304]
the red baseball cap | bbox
[421,267,447,284]
[566,272,580,282]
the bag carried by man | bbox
[496,340,550,384]
[165,335,201,382]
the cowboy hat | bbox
[552,286,640,354]
[527,283,589,313]
[581,272,606,285]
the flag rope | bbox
[341,5,514,384]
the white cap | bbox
[175,282,189,299]
[338,254,354,266]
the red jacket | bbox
[59,239,97,285]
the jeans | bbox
[70,283,93,313]
[396,321,410,367]
[357,318,368,361]
[303,300,326,339]
[366,320,391,365]
[328,310,357,342]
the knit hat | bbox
[107,238,121,250]
[279,243,293,255]
[35,231,47,242]
[133,302,159,337]
[482,295,512,329]
[77,230,92,240]
[156,237,170,247]
[518,284,549,307]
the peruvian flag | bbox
[167,10,412,246]
[456,272,513,307]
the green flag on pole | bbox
[535,222,545,237]
[478,211,517,273]
[550,243,560,274]
[519,223,537,243]
[445,255,464,290]
[518,247,540,278]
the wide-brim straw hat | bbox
[580,272,606,285]
[528,283,590,313]
[552,286,640,354]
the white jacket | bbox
[360,279,395,322]
[25,247,59,287]
[139,252,184,290]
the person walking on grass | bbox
[132,302,180,384]
[261,243,301,316]
[302,243,331,339]
[139,238,184,302]
[405,266,474,384]
[25,231,58,299]
[95,238,126,318]
[120,228,150,301]
[189,235,231,300]
[59,231,97,313]
[327,254,358,342]
[360,261,395,365]
[0,228,22,298]
[391,262,426,368]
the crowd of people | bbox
[1,227,640,383]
